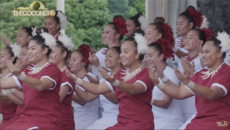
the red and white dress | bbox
[60,68,75,130]
[6,62,62,130]
[0,74,17,129]
[152,66,184,129]
[185,63,230,129]
[106,68,154,129]
[1,76,25,129]
[178,55,203,122]
[72,72,100,129]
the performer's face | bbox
[102,24,118,46]
[184,30,203,51]
[16,29,31,46]
[0,48,14,70]
[105,48,121,68]
[50,45,65,65]
[145,25,162,45]
[27,40,48,63]
[202,41,223,67]
[18,46,30,69]
[146,46,163,68]
[69,51,85,72]
[120,41,139,67]
[44,16,60,36]
[177,16,193,36]
[125,19,139,37]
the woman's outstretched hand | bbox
[64,68,78,82]
[99,69,115,83]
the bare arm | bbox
[5,90,24,105]
[0,77,19,89]
[59,85,70,102]
[74,85,99,102]
[72,94,86,106]
[103,92,119,104]
[100,69,146,95]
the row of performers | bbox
[0,5,230,130]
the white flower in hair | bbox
[200,15,209,29]
[31,26,37,36]
[134,33,148,54]
[138,15,148,31]
[10,43,21,58]
[58,34,74,51]
[216,31,230,53]
[40,30,56,49]
[57,11,68,30]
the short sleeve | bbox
[135,69,154,92]
[212,68,230,96]
[60,71,75,94]
[40,64,61,90]
[12,75,23,89]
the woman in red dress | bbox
[148,32,230,129]
[4,32,62,129]
[0,43,21,129]
[66,33,155,129]
[49,34,75,129]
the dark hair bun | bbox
[154,17,165,24]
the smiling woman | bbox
[148,31,230,129]
[2,32,63,130]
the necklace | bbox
[2,73,12,79]
[120,64,143,82]
[28,61,50,74]
[201,62,224,80]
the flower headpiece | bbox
[10,43,22,58]
[78,44,91,66]
[162,23,174,46]
[138,15,148,31]
[113,16,127,36]
[201,28,214,40]
[156,39,174,59]
[200,16,209,29]
[58,34,74,51]
[134,33,148,54]
[40,30,56,49]
[31,26,37,36]
[216,31,230,53]
[188,7,203,27]
[57,11,68,30]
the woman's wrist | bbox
[75,78,82,85]
[17,72,26,80]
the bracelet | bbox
[17,72,26,81]
[172,46,178,52]
[7,88,15,93]
[160,76,169,83]
[156,80,163,89]
[1,90,8,96]
[75,78,82,85]
[112,79,120,87]
[186,81,195,89]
